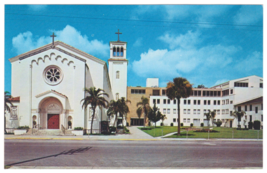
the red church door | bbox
[48,114,59,129]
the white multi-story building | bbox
[149,75,263,128]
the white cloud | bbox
[133,38,143,47]
[233,6,263,25]
[235,51,262,72]
[214,79,229,86]
[12,25,109,57]
[132,31,240,79]
[28,5,47,11]
[158,30,201,49]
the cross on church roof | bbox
[115,29,122,41]
[50,32,56,45]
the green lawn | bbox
[140,126,263,139]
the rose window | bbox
[43,65,63,85]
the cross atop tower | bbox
[115,29,122,41]
[50,32,56,45]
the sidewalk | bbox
[4,126,263,142]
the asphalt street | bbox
[5,139,262,168]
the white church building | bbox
[6,31,128,134]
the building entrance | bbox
[131,118,144,126]
[47,114,59,129]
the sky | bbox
[4,4,263,93]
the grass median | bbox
[139,126,263,139]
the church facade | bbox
[6,34,128,134]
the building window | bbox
[184,100,186,105]
[260,83,263,88]
[163,109,166,114]
[157,99,160,104]
[162,90,166,95]
[204,109,206,113]
[208,100,210,105]
[234,82,248,87]
[203,91,206,96]
[173,109,177,114]
[222,100,225,105]
[193,109,196,114]
[230,89,233,94]
[238,106,241,111]
[214,100,216,105]
[245,105,247,111]
[116,71,120,79]
[183,109,186,114]
[43,65,63,86]
[113,47,116,56]
[152,90,160,96]
[250,115,252,122]
[230,100,233,104]
[120,47,124,56]
[116,93,119,100]
[168,99,170,104]
[167,109,170,114]
[194,100,196,105]
[187,118,190,123]
[226,99,229,104]
[226,109,229,114]
[117,47,120,56]
[222,110,225,115]
[183,118,186,123]
[187,109,191,114]
[197,109,200,114]
[250,105,252,111]
[261,115,263,121]
[198,100,200,105]
[222,90,229,96]
[261,104,263,110]
[204,100,207,105]
[173,118,176,122]
[217,110,220,115]
[153,99,156,104]
[188,100,191,105]
[163,99,166,104]
[131,89,146,94]
[255,107,258,113]
[174,99,176,104]
[218,100,220,105]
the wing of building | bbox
[128,76,263,129]
[6,40,123,134]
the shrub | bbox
[181,123,183,127]
[253,120,261,130]
[124,126,130,133]
[68,121,72,126]
[190,123,193,127]
[17,126,29,129]
[170,123,173,126]
[201,123,204,127]
[248,122,254,129]
[160,122,163,126]
[148,122,151,126]
[214,120,222,127]
[109,126,117,133]
[74,127,83,130]
[140,127,152,130]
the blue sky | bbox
[4,5,263,93]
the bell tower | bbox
[108,29,128,101]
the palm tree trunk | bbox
[113,113,118,127]
[177,98,181,136]
[90,109,95,134]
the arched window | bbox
[117,47,120,56]
[116,71,120,79]
[113,47,116,56]
[120,47,124,56]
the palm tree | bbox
[136,107,142,125]
[108,99,120,126]
[161,114,167,126]
[118,97,131,128]
[81,87,109,134]
[166,77,192,136]
[136,96,150,127]
[204,110,216,127]
[231,110,246,128]
[4,91,13,134]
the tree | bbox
[203,110,216,127]
[136,107,142,125]
[197,84,205,88]
[231,110,246,128]
[81,87,109,134]
[161,114,167,125]
[147,104,163,128]
[117,97,131,128]
[166,77,192,136]
[136,96,150,127]
[4,91,13,134]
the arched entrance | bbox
[38,97,63,129]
